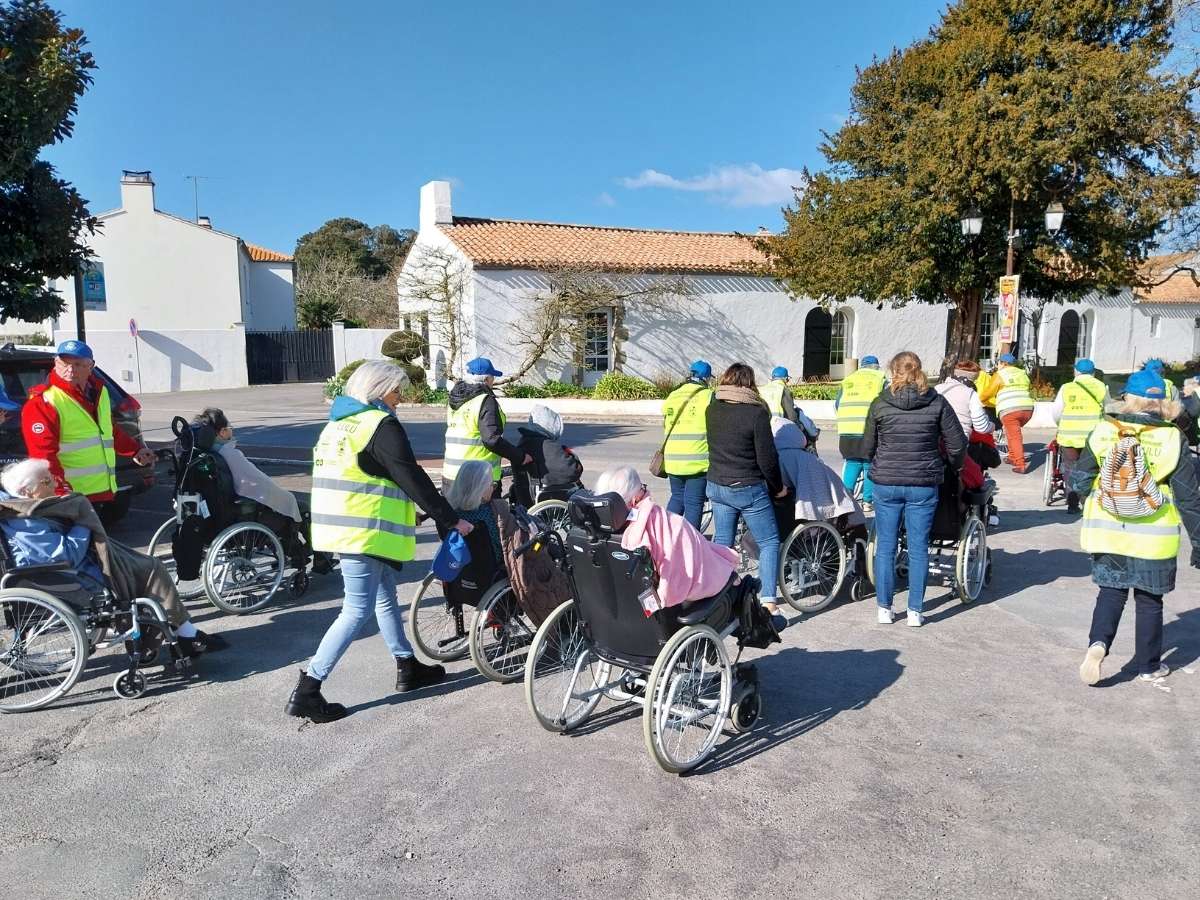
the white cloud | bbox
[596,191,617,207]
[618,163,804,207]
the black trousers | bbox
[1088,586,1164,675]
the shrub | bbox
[7,332,53,347]
[1030,376,1057,401]
[791,382,841,401]
[502,380,592,399]
[649,371,680,396]
[591,372,660,401]
[381,330,427,363]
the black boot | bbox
[285,669,347,723]
[395,655,446,692]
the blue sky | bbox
[46,0,948,255]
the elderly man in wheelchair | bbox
[522,466,781,774]
[0,458,226,712]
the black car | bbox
[0,344,152,523]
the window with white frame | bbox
[1150,315,1161,338]
[830,311,849,366]
[583,310,612,372]
[978,306,998,360]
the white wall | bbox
[245,260,297,331]
[396,226,477,386]
[331,325,396,371]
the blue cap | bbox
[1143,358,1166,374]
[771,366,789,380]
[431,530,472,582]
[1124,369,1166,398]
[1074,358,1095,374]
[465,357,503,377]
[689,360,712,379]
[861,355,879,366]
[55,339,93,360]
[999,353,1017,364]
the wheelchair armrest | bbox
[0,561,74,588]
[676,592,729,627]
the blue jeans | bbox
[872,483,939,613]
[307,554,412,680]
[668,472,708,530]
[706,480,780,601]
[842,458,874,503]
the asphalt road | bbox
[3,383,1198,900]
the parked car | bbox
[0,343,152,523]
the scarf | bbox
[716,385,767,408]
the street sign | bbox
[129,318,138,338]
[82,261,106,311]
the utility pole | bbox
[72,265,86,342]
[184,175,209,222]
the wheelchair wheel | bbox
[202,523,286,614]
[643,625,732,774]
[528,499,570,538]
[779,521,847,613]
[1042,450,1056,506]
[699,500,714,537]
[408,572,470,662]
[148,518,206,600]
[525,600,609,732]
[865,527,907,588]
[0,588,88,713]
[112,670,147,700]
[729,683,762,735]
[955,516,988,604]
[469,580,535,683]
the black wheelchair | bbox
[0,537,184,712]
[149,416,316,614]
[523,491,779,774]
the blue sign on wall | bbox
[82,261,106,311]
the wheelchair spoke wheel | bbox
[955,517,988,604]
[699,501,714,537]
[0,589,87,713]
[149,517,205,600]
[408,573,469,662]
[469,580,534,683]
[528,499,570,539]
[525,600,609,732]
[1042,451,1056,506]
[779,521,847,613]
[643,625,731,774]
[203,523,285,614]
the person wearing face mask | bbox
[286,362,475,723]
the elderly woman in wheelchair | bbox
[522,466,781,774]
[150,409,331,615]
[0,459,226,712]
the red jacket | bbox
[21,371,141,501]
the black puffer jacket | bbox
[862,385,967,487]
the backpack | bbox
[1096,418,1167,519]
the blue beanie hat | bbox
[1143,358,1166,373]
[861,355,879,366]
[771,366,789,380]
[1074,358,1095,374]
[998,352,1017,364]
[1124,369,1166,398]
[689,360,712,379]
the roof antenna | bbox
[184,175,210,222]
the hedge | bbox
[591,372,663,401]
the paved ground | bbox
[3,384,1198,899]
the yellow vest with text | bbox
[311,408,416,562]
[836,368,886,437]
[444,393,504,483]
[43,384,117,497]
[1080,420,1181,560]
[661,384,713,476]
[759,380,788,417]
[1056,374,1106,449]
[995,365,1035,417]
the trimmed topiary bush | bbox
[380,330,428,389]
[591,372,661,401]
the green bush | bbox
[791,382,841,401]
[503,380,592,399]
[381,330,427,363]
[591,372,661,401]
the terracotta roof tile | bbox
[438,217,766,274]
[1134,252,1200,304]
[244,242,292,263]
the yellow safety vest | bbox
[42,384,118,497]
[836,368,886,437]
[661,384,712,476]
[1056,375,1106,449]
[1080,420,1182,560]
[759,380,788,417]
[995,366,1034,417]
[976,371,995,409]
[443,393,504,483]
[311,408,416,562]
[1164,380,1179,401]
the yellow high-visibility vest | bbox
[661,384,712,476]
[836,368,886,437]
[444,393,504,482]
[311,408,416,562]
[995,366,1035,417]
[1056,374,1106,449]
[759,380,788,417]
[42,384,117,497]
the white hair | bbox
[343,361,409,405]
[1,458,51,498]
[444,460,495,512]
[464,372,491,385]
[593,465,643,505]
[527,403,563,440]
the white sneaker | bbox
[861,501,874,513]
[1079,642,1106,685]
[877,607,894,624]
[988,513,1000,527]
[176,578,202,593]
[907,610,923,627]
[1137,665,1170,682]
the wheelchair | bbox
[0,540,185,712]
[506,466,581,538]
[777,510,871,613]
[866,469,995,604]
[1042,440,1066,506]
[148,417,312,614]
[523,491,777,774]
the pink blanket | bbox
[620,500,738,612]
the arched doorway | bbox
[1056,309,1080,366]
[803,308,833,379]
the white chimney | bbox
[197,216,212,228]
[419,180,452,231]
[120,170,155,215]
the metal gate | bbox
[245,329,335,384]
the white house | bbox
[4,170,298,393]
[395,180,1200,386]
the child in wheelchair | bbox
[0,458,225,658]
[509,404,584,508]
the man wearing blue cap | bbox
[660,360,714,528]
[22,340,155,504]
[1051,358,1109,513]
[444,357,530,491]
[981,352,1035,473]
